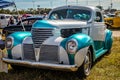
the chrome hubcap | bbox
[84,50,91,75]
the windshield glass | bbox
[6,16,11,19]
[49,9,91,21]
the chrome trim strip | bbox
[2,58,78,71]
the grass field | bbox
[0,37,120,80]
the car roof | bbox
[0,14,12,16]
[49,5,99,12]
[16,16,43,25]
[22,16,43,20]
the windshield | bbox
[49,9,91,21]
[6,16,11,19]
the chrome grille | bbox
[40,45,59,62]
[23,44,35,60]
[32,28,53,48]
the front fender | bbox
[60,33,93,51]
[7,31,31,59]
[60,33,94,65]
[8,31,31,47]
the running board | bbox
[95,49,108,59]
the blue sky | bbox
[6,0,120,10]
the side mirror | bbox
[0,40,5,50]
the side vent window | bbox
[96,12,103,22]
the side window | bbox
[0,16,5,19]
[22,21,28,25]
[50,13,59,20]
[96,12,102,22]
[18,20,28,25]
[28,20,36,25]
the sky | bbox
[6,0,120,10]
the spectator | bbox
[0,40,8,73]
[7,16,15,26]
[16,16,21,22]
[43,13,47,19]
[0,22,1,28]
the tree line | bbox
[0,7,118,15]
[0,8,51,15]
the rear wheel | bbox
[77,49,92,78]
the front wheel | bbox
[77,49,92,78]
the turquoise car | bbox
[2,5,112,77]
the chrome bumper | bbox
[2,58,78,71]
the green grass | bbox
[0,37,120,80]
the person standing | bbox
[0,40,8,73]
[7,16,15,26]
[43,13,47,19]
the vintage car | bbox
[1,5,113,77]
[104,11,120,28]
[2,16,43,37]
[0,14,12,28]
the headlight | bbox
[5,37,13,49]
[66,39,78,54]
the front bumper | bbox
[2,58,78,71]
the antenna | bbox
[66,0,68,5]
[86,0,88,5]
[76,0,78,5]
[50,1,53,8]
[99,0,101,6]
[32,0,35,16]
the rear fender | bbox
[105,29,113,50]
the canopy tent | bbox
[0,0,15,8]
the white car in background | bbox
[0,14,12,28]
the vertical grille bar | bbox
[32,28,53,48]
[40,45,59,62]
[23,44,35,61]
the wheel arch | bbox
[89,45,95,64]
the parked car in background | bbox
[1,5,113,77]
[104,11,120,28]
[103,14,109,18]
[107,13,115,17]
[22,14,33,19]
[0,14,12,28]
[2,16,42,38]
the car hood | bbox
[33,20,87,29]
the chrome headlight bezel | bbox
[66,39,78,54]
[5,36,14,49]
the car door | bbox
[0,15,6,27]
[90,11,106,50]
